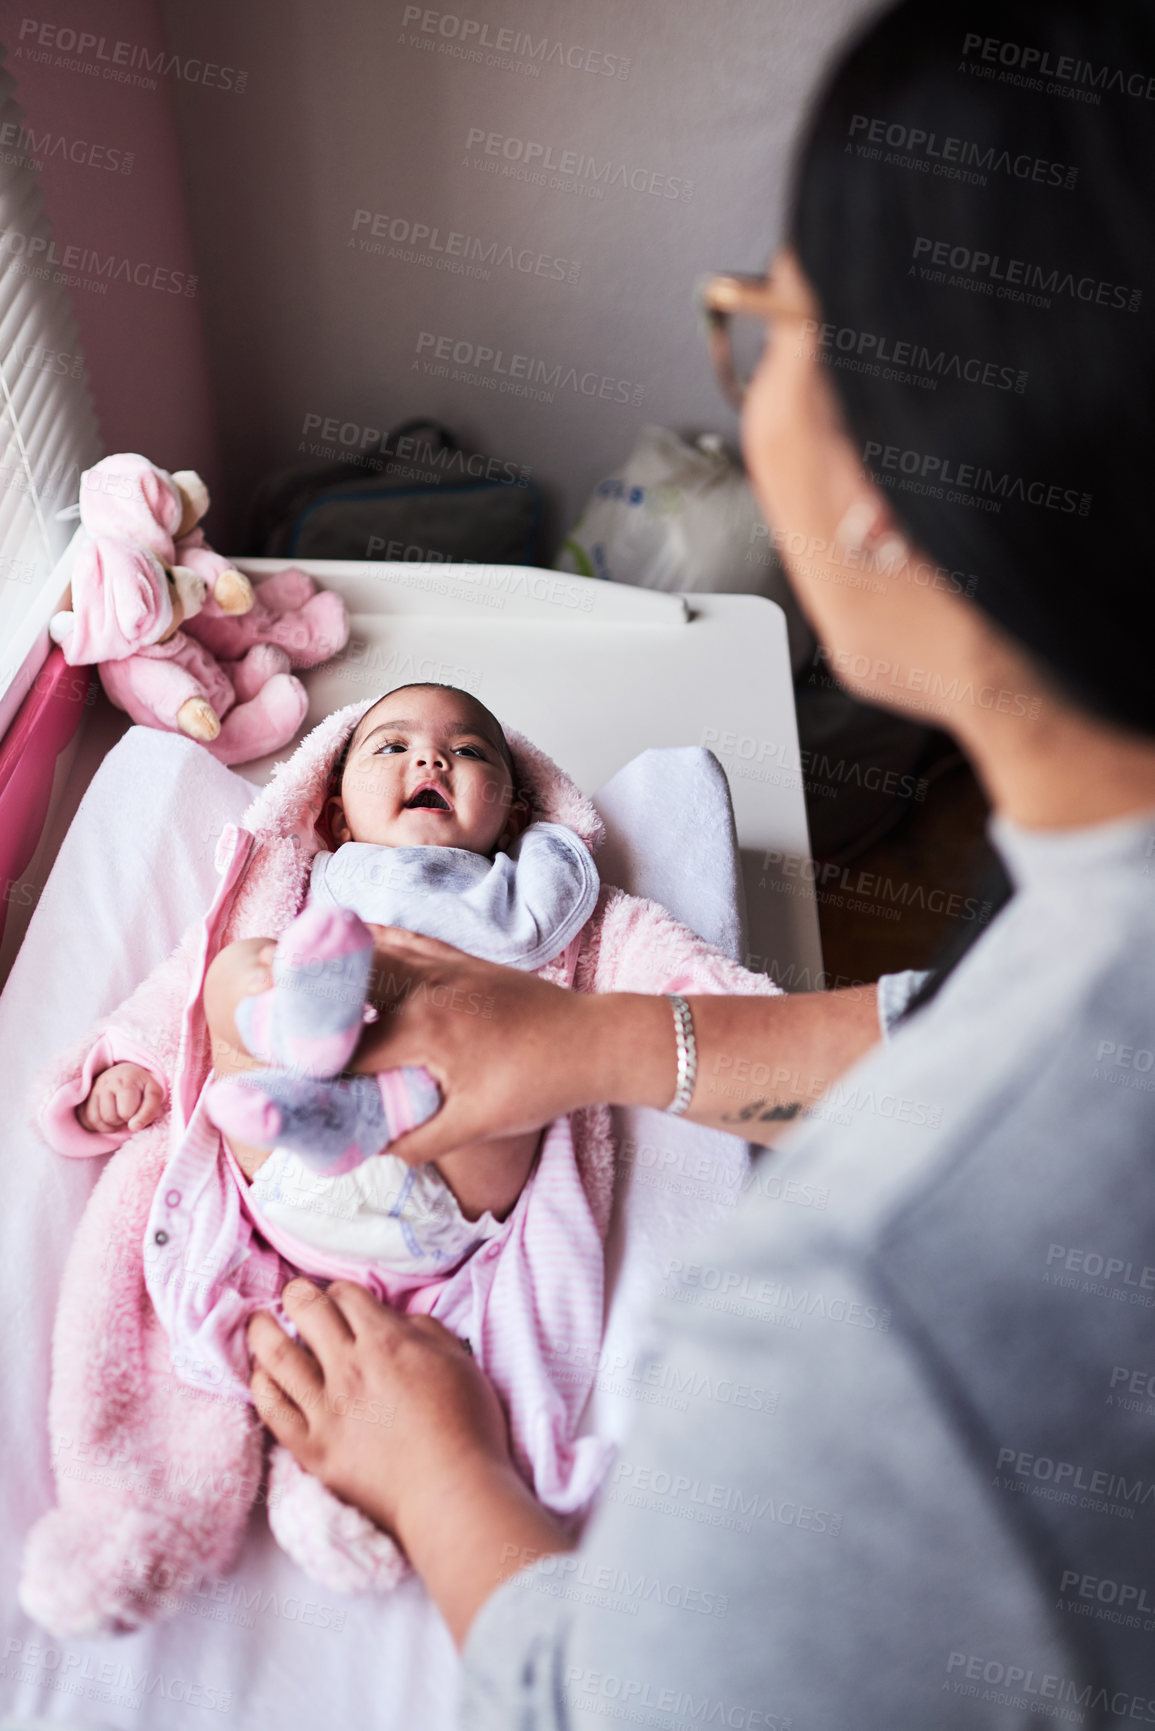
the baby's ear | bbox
[321,793,352,849]
[497,785,534,852]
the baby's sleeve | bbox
[31,923,200,1156]
[580,886,784,1000]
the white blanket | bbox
[0,727,754,1730]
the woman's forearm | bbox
[345,930,882,1165]
[397,1456,574,1647]
[587,985,880,1146]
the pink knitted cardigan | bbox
[21,701,781,1638]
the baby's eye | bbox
[374,741,407,754]
[455,746,484,759]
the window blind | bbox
[0,44,101,715]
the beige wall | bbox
[159,0,877,552]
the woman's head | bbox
[324,684,527,855]
[743,0,1155,741]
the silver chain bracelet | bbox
[666,994,698,1116]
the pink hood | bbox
[78,452,185,561]
[222,697,607,944]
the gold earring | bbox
[832,500,878,554]
[833,500,909,574]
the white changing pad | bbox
[0,726,756,1730]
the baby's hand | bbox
[77,1062,165,1135]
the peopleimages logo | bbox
[0,121,134,173]
[865,438,1092,518]
[0,228,196,296]
[414,331,644,406]
[351,208,580,284]
[401,7,631,79]
[464,129,694,201]
[912,236,1142,313]
[959,31,1155,104]
[849,113,1078,189]
[16,18,248,91]
[944,1651,1155,1724]
[800,317,1028,394]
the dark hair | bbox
[790,0,1155,738]
[789,0,1155,1018]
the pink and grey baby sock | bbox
[207,903,440,1173]
[235,905,374,1079]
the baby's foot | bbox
[236,905,373,1078]
[206,1067,441,1176]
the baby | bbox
[76,682,599,1276]
[32,677,782,1624]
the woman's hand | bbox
[351,926,676,1163]
[76,1062,165,1134]
[248,1277,512,1538]
[348,926,880,1157]
[248,1278,572,1642]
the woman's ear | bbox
[323,793,352,848]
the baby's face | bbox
[327,687,520,854]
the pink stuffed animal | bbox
[49,536,309,766]
[78,451,255,619]
[79,453,350,671]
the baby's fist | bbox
[77,1062,165,1135]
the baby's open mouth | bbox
[404,787,451,811]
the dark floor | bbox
[813,755,999,985]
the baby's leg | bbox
[205,947,530,1212]
[233,904,375,1079]
[434,1130,542,1223]
[206,1068,441,1178]
[203,938,283,1178]
[203,937,277,1073]
[206,932,409,1180]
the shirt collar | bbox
[988,802,1155,890]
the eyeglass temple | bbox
[703,315,746,407]
[698,272,772,315]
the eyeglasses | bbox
[696,270,809,409]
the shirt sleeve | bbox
[459,1209,1076,1730]
[876,968,932,1039]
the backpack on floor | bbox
[246,419,544,566]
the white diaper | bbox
[249,1147,505,1278]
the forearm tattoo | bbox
[721,1099,802,1125]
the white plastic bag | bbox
[555,425,813,672]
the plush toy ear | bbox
[170,564,208,621]
[171,469,210,537]
[49,611,75,645]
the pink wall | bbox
[0,0,224,511]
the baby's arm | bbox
[77,1062,165,1134]
[33,922,200,1156]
